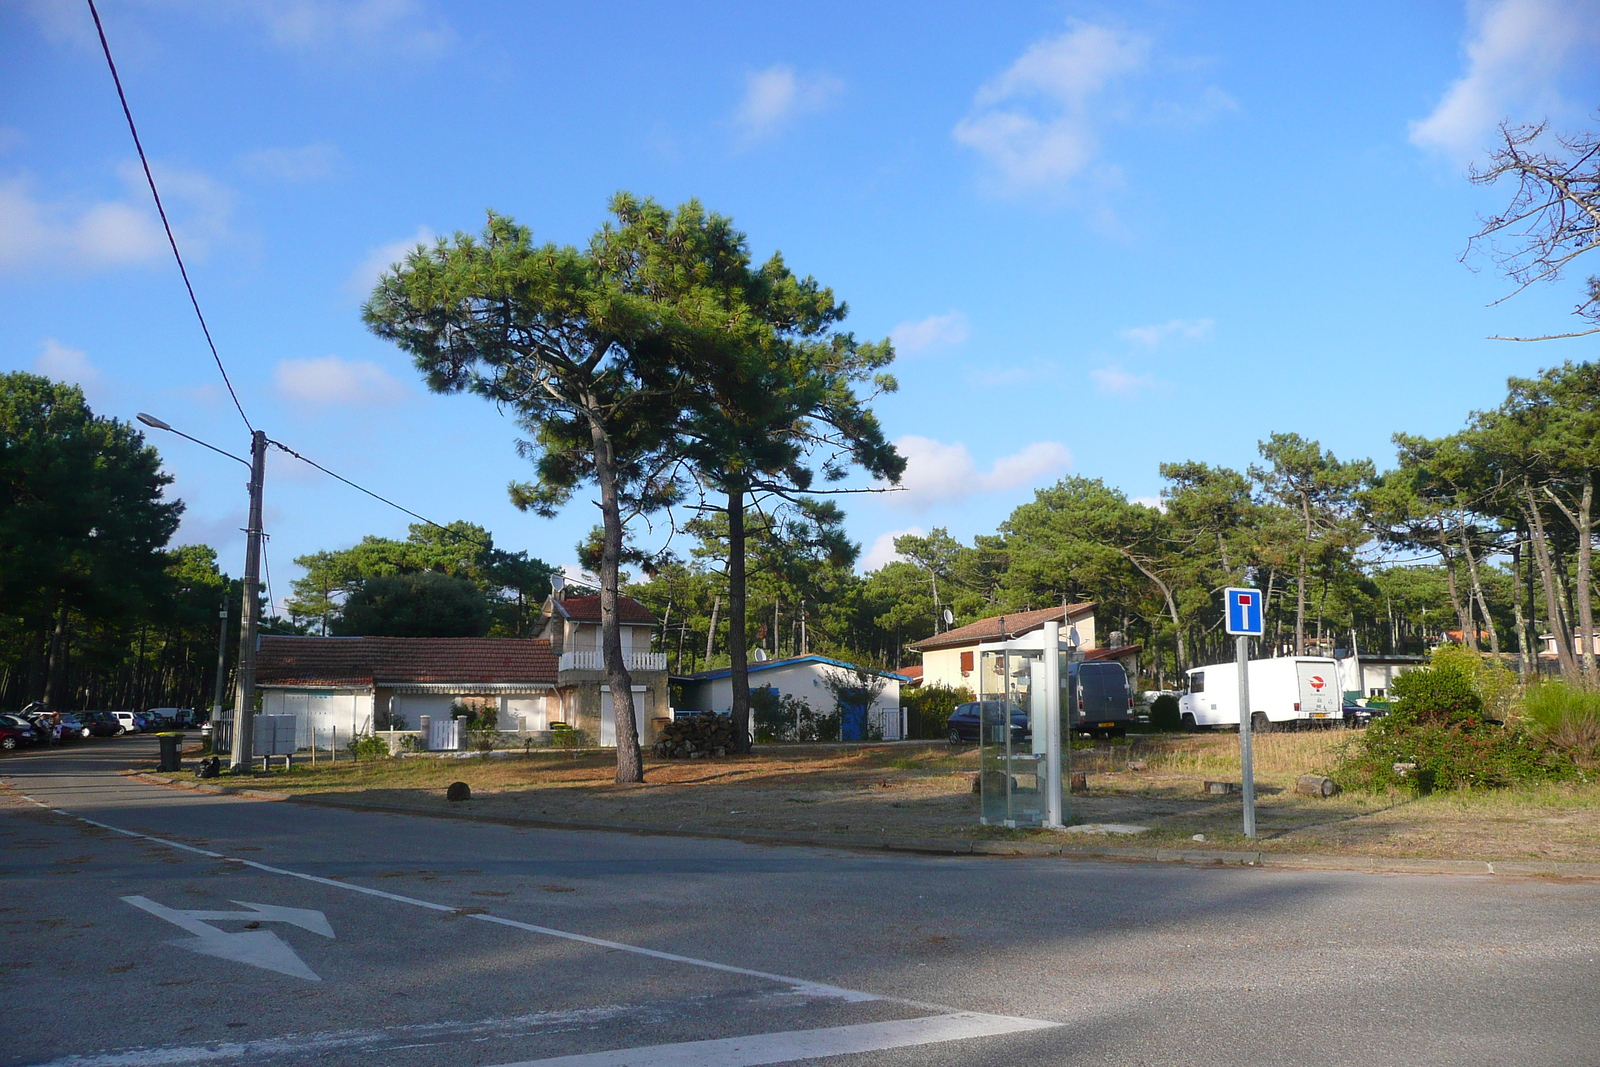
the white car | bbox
[111,711,140,734]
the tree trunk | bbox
[1442,548,1473,649]
[1121,550,1185,672]
[1579,476,1595,684]
[1457,520,1500,656]
[726,489,752,753]
[1524,485,1578,678]
[43,600,69,709]
[1295,553,1307,655]
[588,418,642,784]
[704,595,720,661]
[1509,537,1533,676]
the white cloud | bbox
[274,356,408,406]
[0,177,165,272]
[0,158,234,274]
[734,65,843,140]
[15,0,98,47]
[347,226,434,296]
[32,339,100,387]
[224,0,455,58]
[1119,317,1213,348]
[861,526,925,571]
[953,21,1148,189]
[239,142,342,182]
[889,435,1072,508]
[890,311,970,355]
[1090,365,1168,397]
[1410,0,1600,159]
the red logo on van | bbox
[1309,676,1325,690]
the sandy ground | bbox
[170,732,1600,862]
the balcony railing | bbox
[558,650,668,673]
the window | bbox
[1190,672,1204,694]
[960,650,974,674]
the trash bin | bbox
[156,732,183,772]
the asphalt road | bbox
[1,739,1597,1067]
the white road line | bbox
[482,1013,1060,1067]
[10,794,927,1007]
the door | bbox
[1296,662,1339,719]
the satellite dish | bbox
[942,608,954,626]
[753,648,769,662]
[551,573,565,592]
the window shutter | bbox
[960,651,973,674]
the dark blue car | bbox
[946,701,1029,745]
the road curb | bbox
[127,771,1600,879]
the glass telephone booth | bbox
[977,639,1075,828]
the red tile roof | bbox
[553,595,657,625]
[899,665,924,686]
[907,604,1095,652]
[256,637,558,687]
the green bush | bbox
[1388,658,1484,725]
[750,686,841,742]
[1334,659,1568,791]
[1148,694,1181,730]
[347,732,392,761]
[904,683,973,739]
[1520,681,1600,769]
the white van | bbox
[1178,657,1342,731]
[111,711,140,734]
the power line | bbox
[85,0,253,433]
[266,441,493,551]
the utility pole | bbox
[230,429,267,772]
[210,601,229,724]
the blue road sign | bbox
[1225,587,1264,636]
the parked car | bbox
[946,701,1030,744]
[0,722,33,751]
[56,714,91,740]
[111,711,141,734]
[0,714,43,746]
[1341,702,1371,728]
[1068,660,1137,738]
[81,713,121,738]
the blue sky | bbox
[4,0,1599,611]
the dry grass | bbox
[170,732,1600,862]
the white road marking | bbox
[18,794,892,1004]
[13,789,1064,1066]
[481,1012,1060,1067]
[122,895,330,981]
[16,1003,657,1067]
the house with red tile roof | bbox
[906,604,1140,693]
[255,591,669,749]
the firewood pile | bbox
[651,713,736,759]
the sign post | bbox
[1224,587,1263,839]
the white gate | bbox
[428,718,461,751]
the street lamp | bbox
[137,413,266,773]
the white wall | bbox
[684,661,903,740]
[262,689,373,749]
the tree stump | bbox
[1295,775,1340,797]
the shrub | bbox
[1520,681,1600,769]
[1148,694,1181,730]
[1389,657,1484,726]
[398,733,424,753]
[347,732,392,761]
[904,684,973,739]
[750,686,842,742]
[1426,644,1518,721]
[550,723,589,751]
[1334,659,1568,791]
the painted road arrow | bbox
[122,895,334,981]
